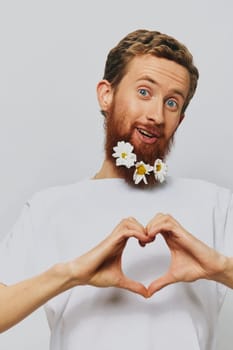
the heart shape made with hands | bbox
[120,225,173,297]
[86,213,212,298]
[122,233,171,297]
[114,213,210,298]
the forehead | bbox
[123,54,190,97]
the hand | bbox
[68,217,150,297]
[146,213,227,296]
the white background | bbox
[0,0,233,349]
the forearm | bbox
[0,218,150,332]
[0,262,75,333]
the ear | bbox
[96,80,113,114]
[179,113,185,125]
[174,113,185,133]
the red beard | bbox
[104,113,174,188]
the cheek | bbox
[114,97,140,126]
[165,117,181,138]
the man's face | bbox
[104,54,190,186]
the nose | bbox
[146,96,165,125]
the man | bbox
[0,29,233,349]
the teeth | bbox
[138,128,154,138]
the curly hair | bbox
[103,29,199,113]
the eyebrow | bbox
[136,75,186,101]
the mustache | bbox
[127,122,165,140]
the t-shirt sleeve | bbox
[212,187,233,305]
[224,193,233,258]
[0,201,42,285]
[212,187,233,257]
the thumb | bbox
[119,276,148,298]
[148,273,174,297]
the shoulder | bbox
[168,176,231,192]
[25,179,92,220]
[167,177,232,207]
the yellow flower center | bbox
[121,152,127,159]
[156,163,162,172]
[136,164,146,175]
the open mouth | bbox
[137,128,156,138]
[135,127,160,145]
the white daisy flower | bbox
[133,161,153,185]
[112,141,137,168]
[153,159,168,183]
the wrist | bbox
[62,258,85,289]
[212,255,233,288]
[47,262,78,293]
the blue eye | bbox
[138,88,149,97]
[166,99,177,109]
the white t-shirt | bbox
[1,177,233,350]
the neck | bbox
[94,159,123,179]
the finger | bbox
[124,226,150,244]
[126,217,155,244]
[114,217,147,242]
[147,273,174,297]
[118,276,149,298]
[150,217,206,256]
[126,218,150,242]
[146,214,182,239]
[127,216,145,231]
[146,213,164,234]
[138,235,156,247]
[146,213,170,231]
